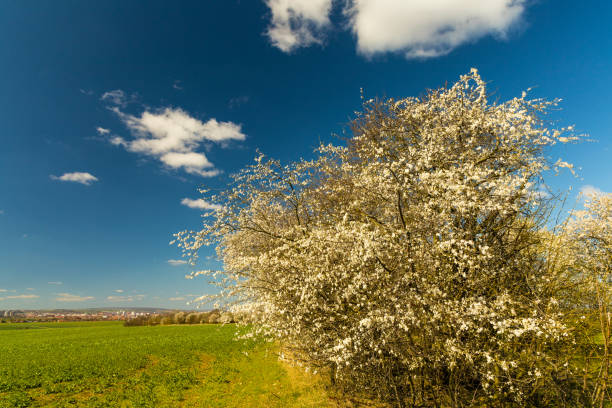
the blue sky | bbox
[1,0,611,309]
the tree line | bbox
[123,310,236,326]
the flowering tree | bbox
[176,70,583,406]
[565,192,612,406]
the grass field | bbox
[0,321,351,408]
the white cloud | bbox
[0,289,7,292]
[167,259,188,266]
[109,136,127,147]
[168,296,186,301]
[265,0,333,52]
[0,294,40,300]
[106,294,145,302]
[110,107,245,177]
[264,0,526,59]
[346,0,525,58]
[47,281,63,285]
[229,95,250,109]
[114,289,124,293]
[160,152,213,171]
[50,172,98,186]
[580,185,609,197]
[97,127,110,135]
[101,89,126,106]
[181,198,222,211]
[173,80,183,90]
[56,293,95,302]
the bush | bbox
[148,315,161,326]
[176,70,589,406]
[219,312,234,324]
[563,192,612,406]
[207,312,220,324]
[186,313,200,324]
[123,316,149,327]
[173,312,186,325]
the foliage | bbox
[173,311,186,325]
[176,70,590,406]
[123,311,235,327]
[564,192,612,406]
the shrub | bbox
[148,315,161,326]
[123,316,148,327]
[186,313,200,324]
[563,192,612,406]
[176,71,585,406]
[173,312,186,325]
[219,312,234,324]
[207,312,220,324]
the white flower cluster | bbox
[567,192,612,283]
[560,192,612,407]
[175,70,581,405]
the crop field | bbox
[0,321,348,408]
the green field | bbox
[0,321,346,407]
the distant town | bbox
[0,308,192,322]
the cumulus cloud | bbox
[110,107,245,177]
[50,172,98,186]
[167,259,188,266]
[264,0,526,58]
[160,152,213,173]
[56,293,95,302]
[346,0,525,58]
[181,198,222,211]
[265,0,333,52]
[96,127,110,135]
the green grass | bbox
[0,321,342,407]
